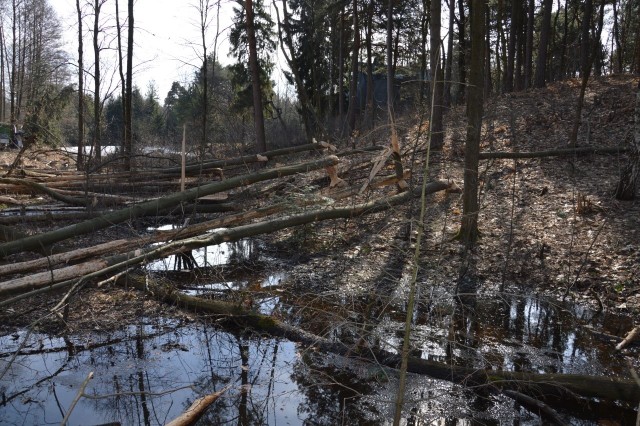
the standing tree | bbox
[76,0,85,170]
[346,0,359,132]
[614,71,640,199]
[124,0,134,170]
[92,0,106,161]
[457,0,467,102]
[114,0,134,170]
[534,0,553,88]
[430,0,444,148]
[523,0,534,89]
[459,0,486,245]
[503,0,520,92]
[230,0,275,153]
[245,0,267,153]
[569,0,594,147]
[186,0,212,157]
[444,0,455,107]
[273,0,321,143]
[386,0,406,190]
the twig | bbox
[564,217,607,298]
[60,371,94,426]
[165,386,230,426]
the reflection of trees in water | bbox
[190,330,285,425]
[173,250,197,271]
[3,319,381,424]
[290,351,380,425]
[228,239,259,264]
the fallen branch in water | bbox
[124,273,640,409]
[165,386,230,426]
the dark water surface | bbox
[1,236,637,424]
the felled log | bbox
[0,171,413,278]
[0,177,89,207]
[479,146,628,160]
[0,180,451,298]
[0,156,340,258]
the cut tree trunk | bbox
[479,146,628,160]
[0,171,411,278]
[0,156,340,258]
[0,180,451,298]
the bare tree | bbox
[534,0,553,88]
[92,0,106,161]
[347,0,359,132]
[444,0,454,107]
[568,0,597,147]
[614,77,640,199]
[524,0,534,89]
[430,0,444,148]
[460,0,486,245]
[122,0,133,171]
[76,0,85,169]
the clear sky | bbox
[52,0,239,101]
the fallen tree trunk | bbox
[479,146,628,160]
[0,177,89,207]
[161,143,384,176]
[0,156,339,258]
[0,172,408,278]
[128,273,640,407]
[0,180,451,298]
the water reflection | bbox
[146,226,259,271]
[0,318,380,425]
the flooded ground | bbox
[1,238,638,425]
[2,290,637,424]
[0,319,336,425]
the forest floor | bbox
[0,75,639,424]
[0,74,638,331]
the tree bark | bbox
[460,0,486,245]
[430,0,444,148]
[245,0,267,153]
[534,0,553,88]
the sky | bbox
[52,0,250,101]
